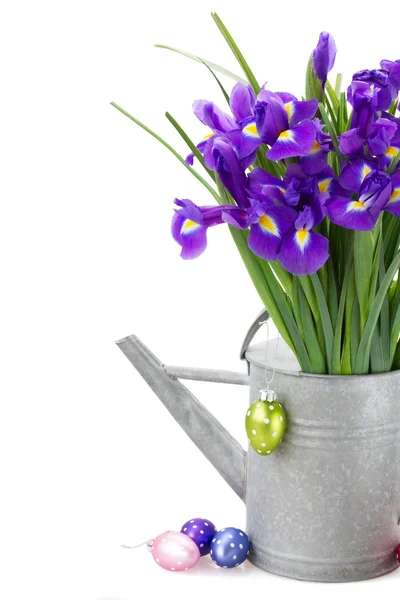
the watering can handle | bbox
[239,309,270,362]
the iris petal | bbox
[246,168,286,203]
[266,120,316,161]
[230,82,255,123]
[338,158,376,192]
[325,195,375,230]
[248,221,282,261]
[278,229,329,275]
[248,205,296,260]
[192,100,236,133]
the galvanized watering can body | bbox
[117,314,400,582]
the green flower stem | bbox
[211,12,261,94]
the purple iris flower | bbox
[240,91,318,161]
[350,69,396,112]
[312,32,337,85]
[380,59,400,91]
[278,206,329,276]
[385,171,400,216]
[325,159,392,230]
[171,198,248,259]
[347,81,379,138]
[300,118,333,175]
[247,198,297,261]
[212,136,250,208]
[339,117,400,164]
[283,164,325,224]
[186,82,256,168]
[246,168,287,205]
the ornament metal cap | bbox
[260,389,276,402]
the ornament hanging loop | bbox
[258,319,279,402]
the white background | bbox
[1,0,399,598]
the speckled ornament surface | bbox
[210,528,250,568]
[151,531,200,571]
[245,398,286,455]
[180,518,217,555]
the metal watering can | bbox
[117,310,400,583]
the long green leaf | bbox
[378,242,391,370]
[154,44,246,83]
[292,277,305,341]
[370,326,384,373]
[319,103,341,157]
[325,80,340,113]
[392,339,400,369]
[342,268,357,374]
[332,258,353,374]
[334,73,343,96]
[298,281,326,373]
[326,259,338,330]
[165,112,215,180]
[354,230,375,331]
[350,298,361,372]
[298,275,324,349]
[211,12,260,93]
[259,261,312,372]
[110,102,220,203]
[354,252,400,373]
[271,262,292,298]
[390,275,400,360]
[198,59,231,105]
[310,273,334,373]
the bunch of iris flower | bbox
[112,14,400,376]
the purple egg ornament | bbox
[181,518,217,556]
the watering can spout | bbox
[116,334,247,501]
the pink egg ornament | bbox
[151,531,200,572]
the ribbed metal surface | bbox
[246,343,400,582]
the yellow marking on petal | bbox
[202,132,214,141]
[348,201,366,211]
[243,122,259,137]
[278,129,294,141]
[362,164,371,179]
[296,229,309,248]
[318,178,331,193]
[389,189,400,203]
[259,215,279,236]
[385,146,399,158]
[285,102,294,120]
[309,140,321,154]
[182,219,200,233]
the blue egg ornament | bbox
[180,518,217,556]
[210,527,250,568]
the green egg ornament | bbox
[245,393,287,456]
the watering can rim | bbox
[242,310,400,381]
[246,339,400,382]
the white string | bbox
[120,539,153,550]
[259,318,280,399]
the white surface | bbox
[1,0,399,598]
